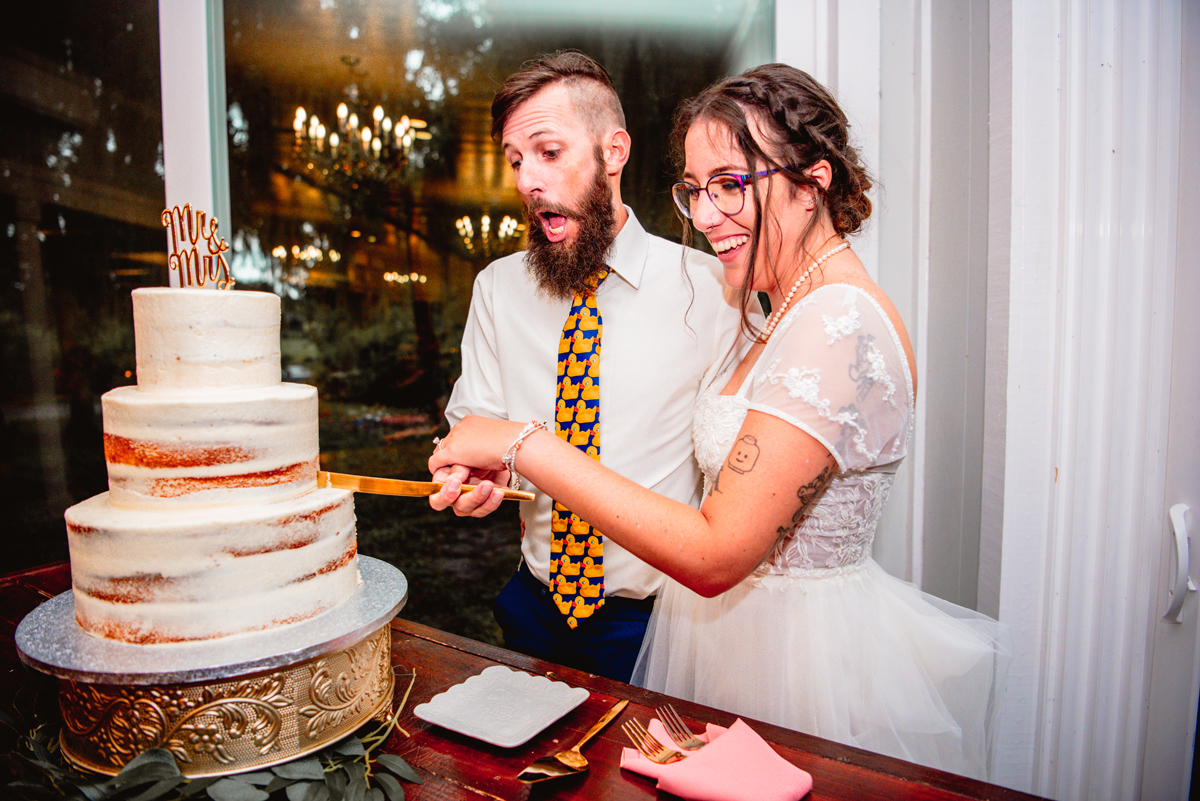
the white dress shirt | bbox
[445,207,755,599]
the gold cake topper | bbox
[161,204,235,289]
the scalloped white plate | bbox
[413,665,590,747]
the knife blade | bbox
[317,471,535,502]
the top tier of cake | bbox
[133,287,282,391]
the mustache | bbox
[525,197,577,218]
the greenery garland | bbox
[2,670,423,801]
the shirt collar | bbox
[604,205,648,290]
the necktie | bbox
[550,267,609,629]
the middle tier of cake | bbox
[102,382,319,509]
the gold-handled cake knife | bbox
[317,471,535,502]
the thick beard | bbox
[523,153,617,300]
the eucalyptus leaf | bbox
[207,777,270,801]
[109,762,182,791]
[284,781,314,801]
[334,738,365,757]
[179,775,222,796]
[324,768,347,797]
[120,749,180,773]
[302,782,330,801]
[264,775,296,793]
[128,776,188,801]
[365,789,384,801]
[234,771,277,786]
[373,754,422,784]
[343,776,367,801]
[272,758,326,781]
[373,774,405,801]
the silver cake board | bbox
[14,556,409,776]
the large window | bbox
[1,0,772,642]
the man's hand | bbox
[428,463,507,517]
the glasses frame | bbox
[671,165,798,221]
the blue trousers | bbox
[493,562,655,683]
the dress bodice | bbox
[692,284,914,578]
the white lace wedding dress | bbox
[632,284,1009,781]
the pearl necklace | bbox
[759,241,850,341]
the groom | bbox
[430,51,753,682]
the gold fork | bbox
[657,704,707,750]
[622,719,686,764]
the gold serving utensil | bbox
[517,698,629,783]
[317,471,534,502]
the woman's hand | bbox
[427,417,526,517]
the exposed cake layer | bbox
[66,488,357,644]
[133,287,281,391]
[102,382,319,509]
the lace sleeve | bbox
[747,285,912,472]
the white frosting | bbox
[102,383,319,508]
[65,286,360,644]
[132,287,281,391]
[66,488,357,643]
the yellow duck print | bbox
[582,557,603,578]
[555,400,573,423]
[559,559,581,577]
[586,444,600,459]
[581,377,599,400]
[571,597,597,618]
[575,403,597,424]
[572,332,594,354]
[550,529,565,547]
[578,578,601,598]
[587,537,603,557]
[568,424,590,447]
[554,577,577,595]
[553,593,572,615]
[559,336,571,354]
[566,354,586,377]
[558,358,567,377]
[569,516,591,538]
[587,354,600,377]
[560,377,580,400]
[578,308,600,331]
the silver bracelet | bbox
[502,421,548,491]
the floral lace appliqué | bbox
[822,303,861,344]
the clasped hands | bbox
[428,416,528,517]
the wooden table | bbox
[2,563,1042,800]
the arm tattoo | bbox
[710,434,763,496]
[777,461,835,538]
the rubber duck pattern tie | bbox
[550,266,609,628]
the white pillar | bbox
[158,0,230,285]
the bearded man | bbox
[431,51,755,682]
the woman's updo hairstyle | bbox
[671,64,873,333]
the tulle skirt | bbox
[632,560,1010,781]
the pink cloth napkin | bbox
[620,717,813,801]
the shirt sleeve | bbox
[747,285,911,473]
[444,267,509,426]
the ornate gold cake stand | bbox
[15,556,407,778]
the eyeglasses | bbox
[671,166,797,220]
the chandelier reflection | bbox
[291,99,431,202]
[455,213,524,259]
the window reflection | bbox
[2,1,164,571]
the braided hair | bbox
[670,64,873,336]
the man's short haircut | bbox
[491,50,626,143]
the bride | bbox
[430,63,1008,780]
